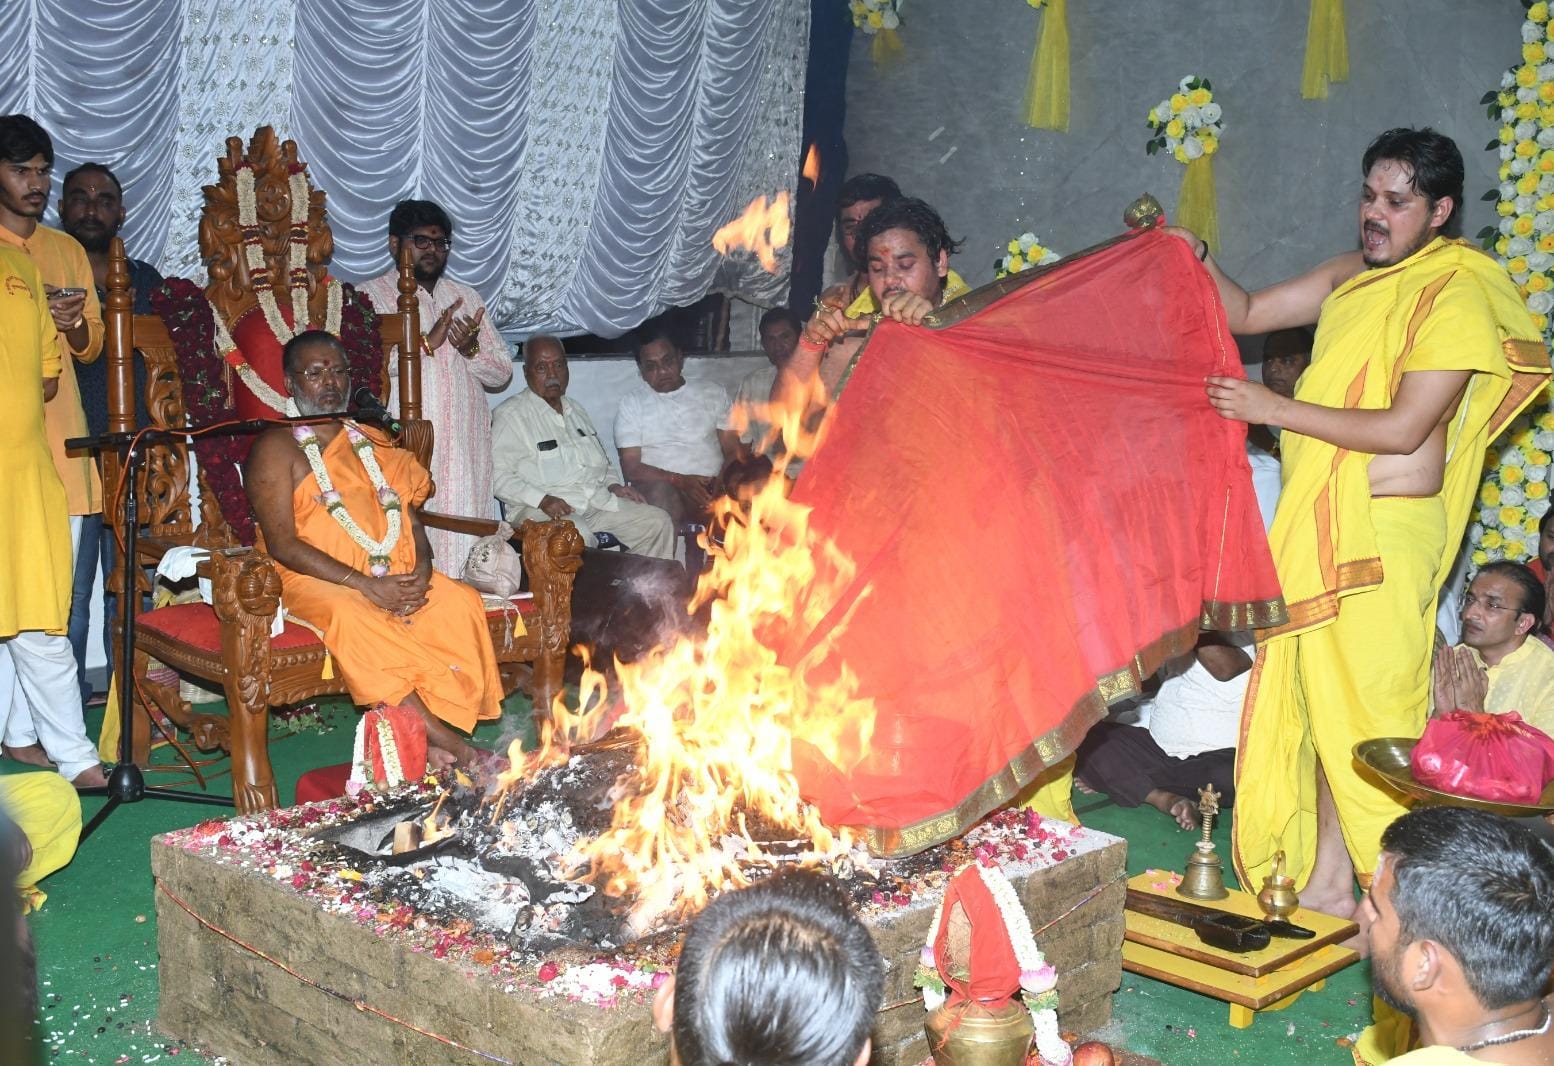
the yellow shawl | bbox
[844,268,971,318]
[1262,238,1550,641]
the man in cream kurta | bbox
[359,200,512,578]
[493,337,674,559]
[1432,561,1554,734]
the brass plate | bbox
[1353,737,1554,817]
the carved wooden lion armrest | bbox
[206,547,283,712]
[517,519,584,645]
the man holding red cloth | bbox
[775,199,1284,855]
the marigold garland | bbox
[1470,0,1554,566]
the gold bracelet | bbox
[337,567,355,586]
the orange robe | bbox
[261,428,502,733]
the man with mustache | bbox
[1430,562,1554,735]
[0,115,106,789]
[492,336,675,559]
[1165,128,1553,946]
[58,162,164,707]
[245,330,504,771]
[360,200,512,578]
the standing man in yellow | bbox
[1167,128,1551,931]
[0,115,106,788]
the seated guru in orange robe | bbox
[246,330,502,767]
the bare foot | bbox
[3,743,54,768]
[1074,777,1099,796]
[1343,895,1372,958]
[71,765,109,789]
[1146,789,1199,830]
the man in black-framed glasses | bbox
[1431,561,1554,732]
[360,199,513,576]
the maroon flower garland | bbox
[148,278,384,546]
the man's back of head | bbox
[1368,807,1554,1056]
[655,867,884,1066]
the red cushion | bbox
[137,596,535,657]
[294,762,352,805]
[137,603,323,653]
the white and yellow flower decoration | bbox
[850,0,900,33]
[1470,1,1554,567]
[995,232,1061,278]
[1146,76,1223,163]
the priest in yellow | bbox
[1166,127,1551,932]
[246,330,504,769]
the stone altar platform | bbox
[151,790,1126,1065]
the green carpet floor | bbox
[10,702,1374,1065]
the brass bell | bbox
[1177,784,1229,901]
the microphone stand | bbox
[67,413,364,841]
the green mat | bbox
[12,704,1372,1065]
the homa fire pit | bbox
[152,740,1126,1066]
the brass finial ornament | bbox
[1123,193,1165,231]
[1177,784,1229,900]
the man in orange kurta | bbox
[246,330,502,766]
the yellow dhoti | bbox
[1233,239,1551,896]
[0,772,81,913]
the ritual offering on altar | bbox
[915,862,1073,1066]
[1410,710,1554,806]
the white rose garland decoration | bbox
[996,232,1061,279]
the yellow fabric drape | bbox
[1300,0,1348,99]
[97,675,119,762]
[1015,754,1078,824]
[1177,156,1219,255]
[1023,0,1070,131]
[870,27,903,65]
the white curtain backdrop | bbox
[0,0,807,337]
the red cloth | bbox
[934,865,1022,1009]
[295,762,351,805]
[786,230,1284,852]
[1412,710,1554,805]
[229,305,293,420]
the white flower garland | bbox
[347,709,408,796]
[914,862,1070,1066]
[210,164,344,413]
[292,423,402,576]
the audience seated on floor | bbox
[492,336,675,560]
[1360,807,1554,1064]
[1431,561,1554,734]
[1074,632,1250,830]
[652,867,884,1066]
[614,322,739,530]
[244,331,504,770]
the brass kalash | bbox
[1177,784,1229,901]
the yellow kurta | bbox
[0,246,71,638]
[0,772,81,913]
[260,428,503,733]
[0,224,103,516]
[1479,637,1554,735]
[1233,238,1552,896]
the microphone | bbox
[350,387,404,435]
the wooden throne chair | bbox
[102,128,582,814]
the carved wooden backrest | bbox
[103,126,426,555]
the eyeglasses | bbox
[407,235,452,252]
[297,366,350,383]
[1459,592,1523,615]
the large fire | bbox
[711,191,792,273]
[495,194,869,930]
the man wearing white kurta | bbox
[359,200,512,577]
[493,338,675,559]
